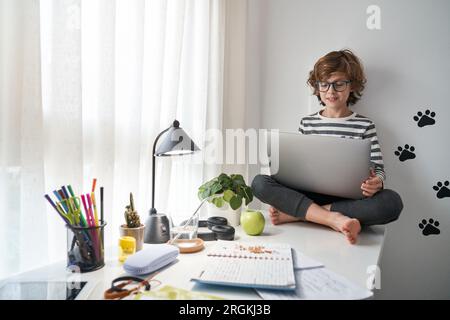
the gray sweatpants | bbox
[251,174,403,226]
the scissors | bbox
[104,276,151,300]
[104,271,161,300]
[56,202,75,225]
[57,197,82,226]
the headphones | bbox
[197,217,235,241]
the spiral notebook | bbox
[192,241,296,290]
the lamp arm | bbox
[151,125,172,214]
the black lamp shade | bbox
[155,125,200,156]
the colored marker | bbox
[81,194,92,227]
[86,193,100,260]
[53,190,68,213]
[87,193,94,225]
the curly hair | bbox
[307,49,367,106]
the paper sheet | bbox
[256,267,373,300]
[125,285,225,300]
[292,250,324,270]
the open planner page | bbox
[192,241,296,290]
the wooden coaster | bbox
[170,238,204,253]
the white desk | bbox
[0,213,385,300]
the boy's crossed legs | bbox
[252,175,403,245]
[268,204,361,244]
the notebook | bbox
[192,241,296,290]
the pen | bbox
[91,191,102,254]
[61,186,70,200]
[58,189,66,201]
[86,193,100,260]
[81,194,92,227]
[54,190,69,213]
[91,192,99,227]
[87,193,94,225]
[44,194,58,212]
[44,194,71,225]
[100,187,104,224]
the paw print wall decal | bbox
[418,218,440,236]
[394,144,416,162]
[413,109,436,128]
[433,181,450,199]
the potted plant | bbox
[120,193,145,251]
[198,173,253,226]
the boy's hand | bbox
[361,169,383,197]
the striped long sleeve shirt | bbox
[299,110,386,182]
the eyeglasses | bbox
[316,80,351,92]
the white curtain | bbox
[0,0,227,278]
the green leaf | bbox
[231,174,245,187]
[223,190,235,202]
[218,174,230,182]
[236,186,245,198]
[242,186,253,205]
[223,181,233,190]
[210,182,223,195]
[200,189,210,200]
[219,175,232,190]
[197,186,205,199]
[198,180,212,196]
[229,195,242,210]
[199,173,252,207]
[218,173,229,180]
[199,179,214,190]
[212,197,224,208]
[230,174,244,181]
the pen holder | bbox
[66,222,107,273]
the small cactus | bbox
[124,193,141,228]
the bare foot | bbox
[269,206,302,225]
[330,213,361,244]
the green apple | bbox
[241,209,265,236]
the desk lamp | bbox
[143,120,200,244]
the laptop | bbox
[268,132,371,199]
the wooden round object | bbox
[170,238,204,253]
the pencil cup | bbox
[119,224,145,251]
[66,222,107,273]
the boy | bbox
[251,49,403,244]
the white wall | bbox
[246,0,450,299]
